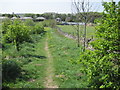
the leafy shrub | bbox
[42,19,56,28]
[2,60,22,81]
[24,19,35,33]
[24,19,35,26]
[2,18,12,34]
[3,19,31,51]
[2,19,13,43]
[33,23,44,34]
[75,1,120,89]
[77,50,119,88]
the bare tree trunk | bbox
[83,22,87,51]
[16,42,20,51]
[72,0,97,51]
[77,23,80,47]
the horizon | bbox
[0,0,119,14]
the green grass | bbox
[47,29,89,88]
[2,26,90,88]
[2,34,47,88]
[57,25,96,38]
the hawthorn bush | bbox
[77,1,120,88]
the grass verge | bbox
[47,28,89,88]
[2,34,47,88]
[57,25,96,38]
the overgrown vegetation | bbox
[1,1,119,89]
[42,19,56,28]
[72,1,120,88]
[47,29,89,88]
[2,19,44,51]
[2,12,102,23]
[2,19,46,88]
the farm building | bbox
[11,17,18,20]
[56,18,61,22]
[65,17,71,22]
[20,17,33,20]
[35,17,46,21]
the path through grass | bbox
[3,27,89,88]
[47,28,89,88]
[44,35,58,88]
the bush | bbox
[33,23,44,34]
[3,19,32,51]
[2,18,12,34]
[24,19,35,26]
[76,1,120,89]
[42,19,56,28]
[2,60,22,81]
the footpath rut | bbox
[44,37,58,88]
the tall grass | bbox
[2,34,47,88]
[57,25,96,38]
[47,29,89,88]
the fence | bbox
[56,26,94,51]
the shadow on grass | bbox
[26,48,35,52]
[22,54,47,59]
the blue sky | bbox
[0,0,119,14]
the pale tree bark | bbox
[71,0,97,51]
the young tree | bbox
[72,0,97,50]
[3,19,31,51]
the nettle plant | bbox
[77,1,120,88]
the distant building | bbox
[56,18,61,22]
[65,17,71,22]
[20,17,33,20]
[35,17,46,21]
[11,17,18,20]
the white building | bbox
[56,18,61,22]
[20,17,33,20]
[11,17,18,20]
[35,17,46,21]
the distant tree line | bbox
[2,12,102,23]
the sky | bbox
[0,0,119,14]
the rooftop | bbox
[36,17,45,20]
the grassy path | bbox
[44,34,58,88]
[48,29,80,88]
[3,35,47,88]
[3,28,88,88]
[47,29,89,88]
